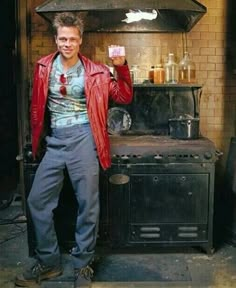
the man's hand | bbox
[111,56,126,66]
[108,45,126,66]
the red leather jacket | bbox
[30,51,133,170]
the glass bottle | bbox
[130,65,141,84]
[164,53,178,84]
[148,66,155,83]
[179,51,196,83]
[154,64,165,84]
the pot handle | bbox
[180,120,192,125]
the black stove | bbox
[96,134,218,254]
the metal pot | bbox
[169,117,199,139]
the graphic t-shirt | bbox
[48,55,89,128]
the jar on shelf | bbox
[130,64,141,84]
[164,53,178,84]
[148,66,155,83]
[178,51,196,83]
[154,64,165,84]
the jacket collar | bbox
[37,51,105,76]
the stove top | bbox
[110,135,217,163]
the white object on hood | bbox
[122,9,158,23]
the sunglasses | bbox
[59,74,67,96]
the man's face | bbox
[55,26,82,60]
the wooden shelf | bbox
[133,83,202,89]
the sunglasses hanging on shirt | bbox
[59,74,67,96]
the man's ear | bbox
[54,35,58,44]
[79,37,83,45]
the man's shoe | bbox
[74,265,94,288]
[15,262,63,287]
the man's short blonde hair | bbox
[53,12,84,36]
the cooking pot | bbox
[169,117,200,139]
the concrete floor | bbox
[0,199,236,288]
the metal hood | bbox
[35,0,207,33]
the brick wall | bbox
[30,0,236,171]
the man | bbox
[15,12,133,288]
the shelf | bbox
[133,83,202,89]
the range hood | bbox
[35,0,207,33]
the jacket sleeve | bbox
[30,62,48,158]
[30,64,40,129]
[109,63,133,104]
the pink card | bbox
[108,46,125,57]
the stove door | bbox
[130,173,208,223]
[129,173,209,242]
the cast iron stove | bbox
[100,134,218,254]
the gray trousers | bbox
[27,123,99,269]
